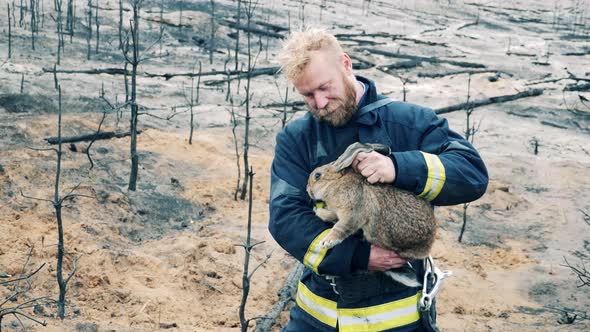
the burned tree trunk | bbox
[459,74,477,243]
[239,0,255,201]
[53,86,79,320]
[30,0,36,51]
[19,0,24,28]
[238,167,255,331]
[234,0,241,71]
[86,0,92,60]
[118,0,123,50]
[55,0,64,65]
[187,61,201,145]
[18,84,86,322]
[66,0,74,38]
[209,0,215,64]
[238,168,271,331]
[8,3,12,59]
[94,0,99,54]
[126,0,141,191]
[158,0,163,54]
[228,100,241,200]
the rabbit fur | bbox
[307,142,437,287]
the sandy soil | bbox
[1,0,590,331]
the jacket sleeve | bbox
[268,128,371,276]
[391,108,489,206]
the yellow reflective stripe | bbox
[337,291,422,332]
[418,152,446,201]
[296,281,338,327]
[303,229,331,274]
[419,153,435,198]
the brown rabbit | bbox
[307,142,436,286]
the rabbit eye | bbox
[314,172,322,180]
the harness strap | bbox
[358,97,396,114]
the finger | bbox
[351,159,360,171]
[353,154,371,172]
[389,261,406,269]
[387,256,406,265]
[357,158,373,173]
[388,251,403,259]
[356,152,369,161]
[392,257,407,264]
[361,166,377,178]
[366,173,380,184]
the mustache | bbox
[314,101,341,116]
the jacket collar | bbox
[352,76,381,126]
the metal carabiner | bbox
[325,275,340,295]
[419,256,452,312]
[419,257,434,311]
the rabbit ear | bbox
[332,142,374,172]
[332,143,392,172]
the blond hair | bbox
[278,27,344,82]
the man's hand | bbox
[367,244,407,271]
[351,151,396,184]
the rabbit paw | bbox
[316,208,338,222]
[320,230,344,249]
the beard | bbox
[309,75,358,127]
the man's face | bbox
[292,51,358,127]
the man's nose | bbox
[314,94,329,110]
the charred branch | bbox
[145,16,189,28]
[360,48,486,69]
[0,262,48,329]
[44,130,142,144]
[457,21,479,30]
[220,19,284,39]
[526,71,590,86]
[89,2,129,11]
[418,69,513,79]
[565,82,590,92]
[336,32,448,47]
[254,263,305,332]
[43,67,130,75]
[250,19,289,32]
[336,32,402,38]
[349,54,376,70]
[260,100,305,108]
[147,66,278,80]
[563,258,590,288]
[435,89,544,114]
[540,120,569,129]
[203,67,280,86]
[562,48,590,56]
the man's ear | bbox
[340,53,353,75]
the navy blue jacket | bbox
[268,76,488,331]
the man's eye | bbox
[314,172,322,180]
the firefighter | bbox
[269,27,488,332]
